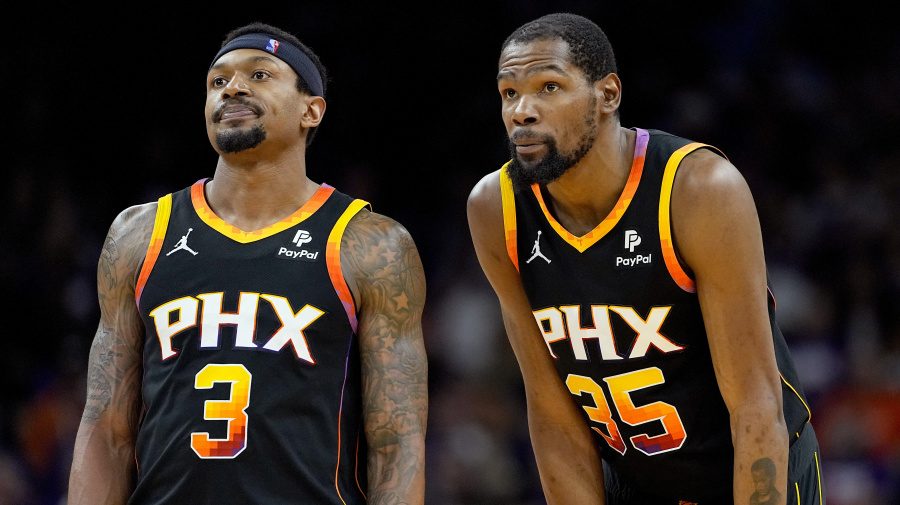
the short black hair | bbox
[219,22,328,146]
[502,13,617,84]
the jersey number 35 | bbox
[566,367,686,456]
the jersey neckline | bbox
[190,178,335,243]
[530,128,649,253]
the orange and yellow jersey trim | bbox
[499,130,650,266]
[135,193,172,306]
[326,199,371,335]
[531,131,648,253]
[190,178,334,243]
[499,165,519,270]
[657,143,728,293]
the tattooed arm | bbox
[342,209,428,505]
[672,150,788,504]
[68,203,156,505]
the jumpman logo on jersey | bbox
[167,228,199,256]
[526,230,551,264]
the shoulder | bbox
[342,207,416,252]
[670,148,763,272]
[99,201,160,284]
[107,201,159,251]
[340,208,425,307]
[111,201,158,234]
[466,169,503,217]
[466,169,506,245]
[673,148,752,206]
[466,169,524,297]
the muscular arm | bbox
[342,210,428,505]
[467,173,606,505]
[68,204,155,505]
[672,150,789,504]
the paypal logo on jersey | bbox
[292,230,312,246]
[616,229,652,268]
[624,229,641,252]
[278,229,319,261]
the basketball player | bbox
[467,13,823,505]
[68,23,427,504]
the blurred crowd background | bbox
[3,1,898,504]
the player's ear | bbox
[595,73,622,115]
[300,96,326,129]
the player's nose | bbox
[221,74,253,99]
[511,96,539,126]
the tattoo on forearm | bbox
[83,326,116,421]
[342,212,427,504]
[83,323,141,423]
[749,457,780,505]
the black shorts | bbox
[603,425,825,505]
[787,424,825,505]
[602,461,730,505]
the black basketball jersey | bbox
[132,179,369,505]
[502,128,814,501]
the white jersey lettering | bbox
[532,307,567,359]
[197,292,260,349]
[260,295,323,363]
[560,305,622,361]
[532,304,682,361]
[149,296,199,360]
[610,306,683,358]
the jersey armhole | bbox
[326,199,371,334]
[135,194,173,308]
[658,144,728,293]
[500,163,519,272]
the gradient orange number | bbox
[190,364,252,459]
[603,367,687,455]
[566,374,628,455]
[567,367,687,456]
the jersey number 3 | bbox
[190,364,252,459]
[566,367,686,456]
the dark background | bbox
[3,1,899,504]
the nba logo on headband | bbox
[211,33,324,97]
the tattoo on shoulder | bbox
[341,210,426,319]
[749,457,780,505]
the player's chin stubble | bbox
[216,126,267,154]
[506,130,595,193]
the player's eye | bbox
[503,89,518,99]
[211,77,227,87]
[543,83,560,93]
[252,71,270,80]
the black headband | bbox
[210,33,324,97]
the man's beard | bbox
[505,106,598,193]
[215,125,267,154]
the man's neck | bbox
[205,145,320,232]
[542,125,636,236]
